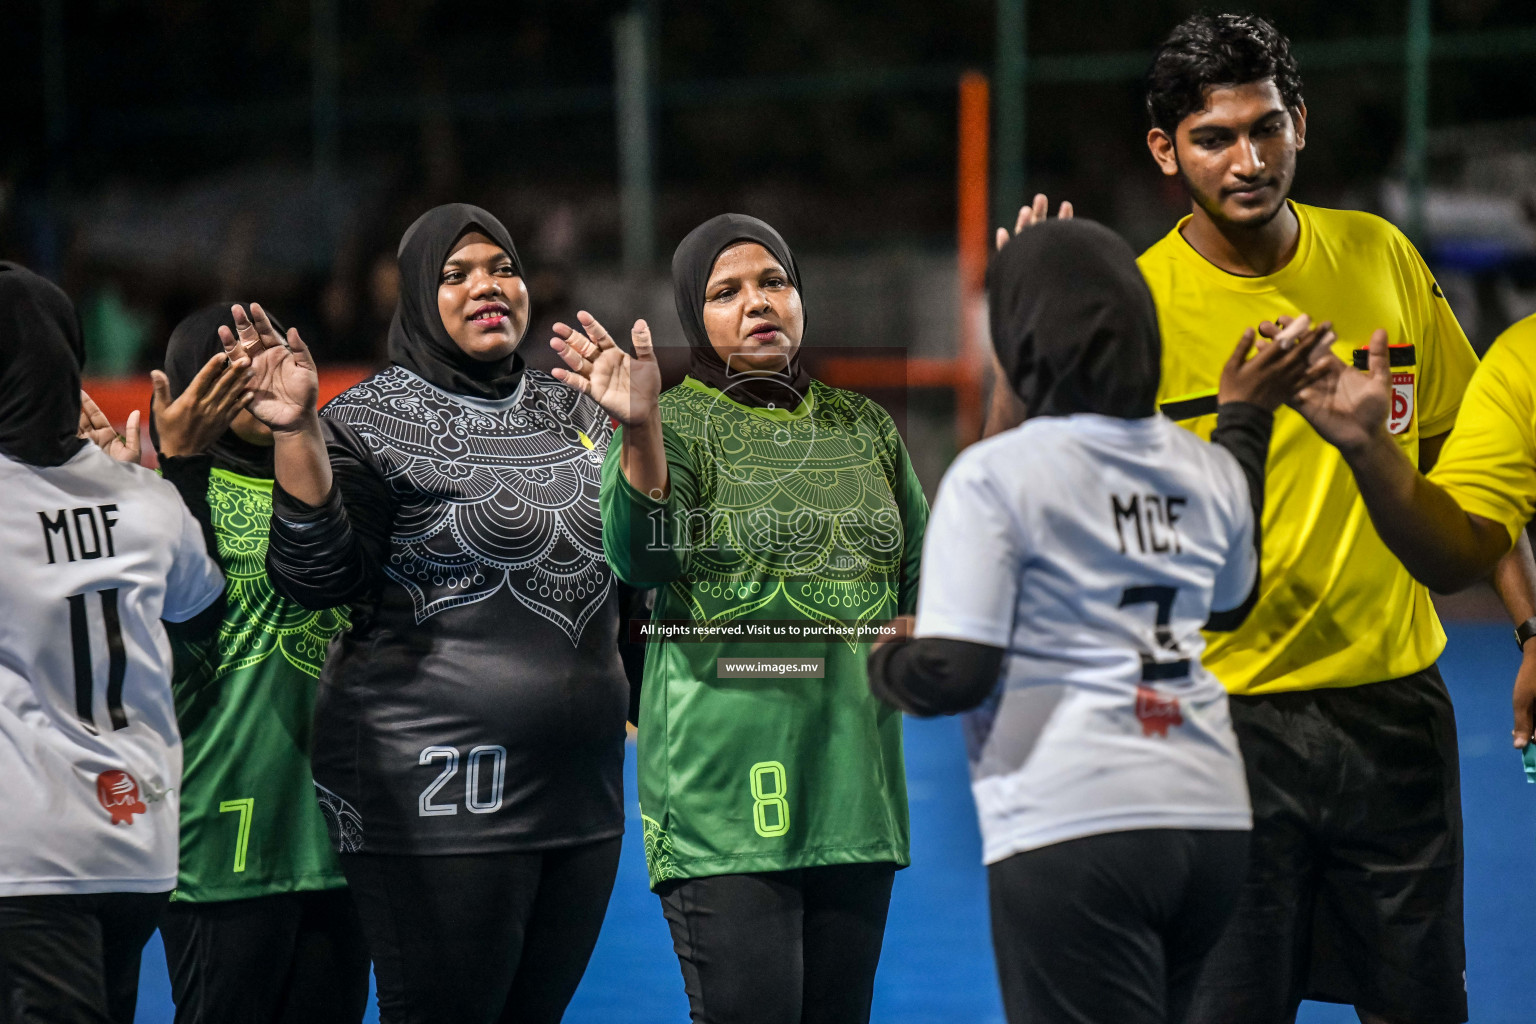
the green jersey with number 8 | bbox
[170,467,349,902]
[601,378,927,888]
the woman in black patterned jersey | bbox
[246,204,628,1024]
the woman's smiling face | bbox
[701,242,804,375]
[436,230,530,362]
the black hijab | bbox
[0,262,86,467]
[988,219,1161,420]
[152,303,277,479]
[672,213,812,410]
[389,203,526,401]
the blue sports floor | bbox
[133,623,1525,1022]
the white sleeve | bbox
[1208,452,1258,614]
[161,496,225,623]
[912,453,1022,647]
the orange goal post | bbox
[819,71,991,448]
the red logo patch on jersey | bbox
[1388,372,1415,435]
[1135,686,1183,738]
[97,770,146,825]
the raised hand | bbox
[1290,327,1393,456]
[79,389,142,465]
[221,303,319,433]
[151,350,253,457]
[1217,314,1336,413]
[550,312,662,427]
[995,192,1074,251]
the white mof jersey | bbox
[915,414,1255,865]
[0,445,223,895]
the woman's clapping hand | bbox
[219,303,319,433]
[150,349,253,457]
[78,390,141,464]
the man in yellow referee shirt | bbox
[1132,13,1535,1024]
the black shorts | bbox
[988,828,1249,1024]
[0,890,167,1024]
[1186,666,1466,1024]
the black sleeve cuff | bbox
[271,479,345,521]
[868,636,1006,717]
[158,453,214,487]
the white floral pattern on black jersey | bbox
[324,366,613,642]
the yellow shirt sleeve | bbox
[1396,233,1478,437]
[1428,319,1536,546]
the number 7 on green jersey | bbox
[220,797,255,873]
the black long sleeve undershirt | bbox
[867,403,1274,718]
[266,421,395,612]
[158,453,227,642]
[868,636,1005,717]
[1204,401,1271,632]
[159,455,220,566]
[616,583,652,726]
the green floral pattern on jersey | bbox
[641,814,680,884]
[603,376,927,888]
[658,379,905,650]
[172,469,350,902]
[207,471,348,677]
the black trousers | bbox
[989,829,1249,1024]
[159,888,370,1024]
[656,862,896,1024]
[0,890,168,1024]
[339,837,621,1024]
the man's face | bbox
[1147,79,1306,229]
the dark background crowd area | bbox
[0,0,1534,378]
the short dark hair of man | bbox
[1145,12,1304,136]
